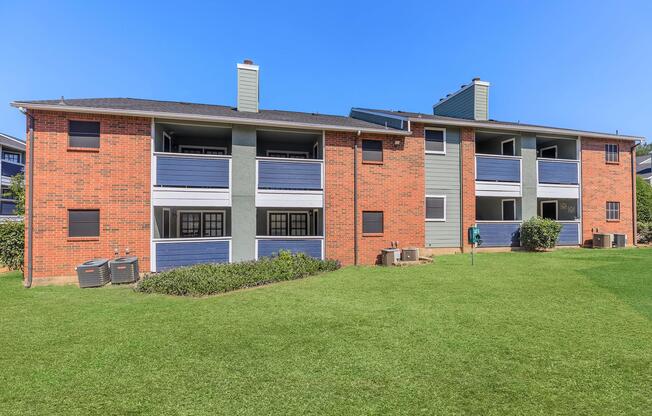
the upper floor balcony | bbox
[536,137,580,198]
[1,160,24,179]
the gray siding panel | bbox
[349,110,406,130]
[433,87,475,120]
[521,135,538,220]
[474,84,489,121]
[237,68,259,112]
[258,239,323,259]
[425,127,461,247]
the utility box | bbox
[109,257,139,284]
[468,226,481,244]
[76,259,111,288]
[401,248,419,262]
[593,233,613,249]
[612,234,627,248]
[381,249,400,266]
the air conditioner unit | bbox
[612,234,626,248]
[401,247,419,261]
[592,233,612,249]
[76,259,111,288]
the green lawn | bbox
[1,249,651,415]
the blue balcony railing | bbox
[154,238,231,271]
[476,155,521,183]
[256,237,324,259]
[1,161,24,178]
[538,159,579,185]
[557,222,580,245]
[0,200,17,216]
[257,158,323,190]
[477,222,521,247]
[155,153,230,188]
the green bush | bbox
[637,222,652,244]
[519,217,562,251]
[0,220,25,271]
[135,251,340,296]
[637,176,652,223]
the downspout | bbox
[631,141,640,245]
[354,131,360,265]
[19,107,35,288]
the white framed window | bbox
[266,150,309,159]
[179,145,227,155]
[501,138,516,156]
[606,201,620,221]
[539,145,558,159]
[177,210,225,238]
[162,132,172,153]
[540,200,558,220]
[425,128,446,154]
[267,211,310,236]
[605,144,619,163]
[425,195,446,221]
[502,199,516,221]
[2,151,21,164]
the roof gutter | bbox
[407,117,643,141]
[11,102,412,136]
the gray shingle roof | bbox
[12,98,405,134]
[352,108,643,141]
[0,132,26,150]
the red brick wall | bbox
[324,131,424,265]
[581,137,635,246]
[25,110,151,279]
[460,127,476,251]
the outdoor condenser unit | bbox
[109,257,140,283]
[612,234,627,248]
[592,233,613,249]
[401,248,419,261]
[76,259,111,288]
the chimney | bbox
[433,78,490,121]
[237,59,259,112]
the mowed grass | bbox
[1,249,651,415]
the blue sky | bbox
[1,0,650,141]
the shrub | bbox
[637,176,652,223]
[637,222,652,244]
[3,173,25,216]
[519,217,562,251]
[135,251,340,296]
[0,220,25,271]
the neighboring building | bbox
[636,153,651,184]
[12,61,643,284]
[0,132,26,221]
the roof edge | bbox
[11,102,411,136]
[0,132,26,150]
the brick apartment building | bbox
[12,61,642,285]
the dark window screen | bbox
[69,121,100,148]
[289,213,308,236]
[425,129,445,153]
[426,197,445,220]
[180,213,201,237]
[203,212,224,237]
[269,213,288,236]
[68,210,99,237]
[362,140,383,162]
[362,211,383,233]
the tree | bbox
[3,173,25,216]
[636,143,652,156]
[637,176,652,223]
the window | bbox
[501,139,515,156]
[179,212,201,237]
[606,201,620,221]
[179,145,226,155]
[362,211,383,234]
[162,209,170,238]
[68,210,100,237]
[203,212,224,237]
[605,144,619,163]
[2,151,21,164]
[163,132,172,153]
[68,120,100,149]
[540,201,557,220]
[539,146,557,158]
[362,140,383,162]
[266,150,308,159]
[178,211,225,238]
[267,212,309,236]
[425,128,446,154]
[502,199,517,221]
[426,196,446,221]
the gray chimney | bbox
[237,59,259,112]
[433,78,490,121]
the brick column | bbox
[460,127,476,252]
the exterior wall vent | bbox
[237,59,259,113]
